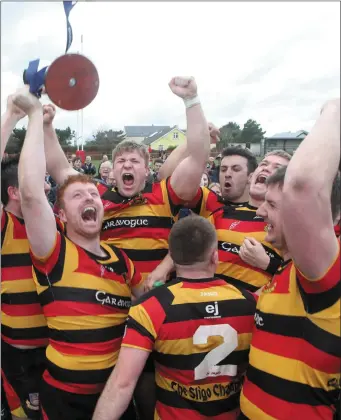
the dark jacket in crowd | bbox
[82,163,97,176]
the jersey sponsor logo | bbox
[102,218,149,230]
[170,381,241,402]
[254,312,264,327]
[263,279,277,293]
[221,242,240,254]
[95,291,131,309]
[201,291,218,297]
[229,221,241,230]
[205,301,219,317]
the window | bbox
[173,132,179,139]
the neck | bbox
[5,203,23,219]
[66,229,105,257]
[248,194,264,208]
[175,267,215,279]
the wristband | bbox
[153,281,165,288]
[183,95,200,109]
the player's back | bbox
[124,276,257,419]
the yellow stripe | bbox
[1,278,37,293]
[217,229,269,246]
[130,305,157,339]
[2,217,30,255]
[106,237,169,250]
[216,261,270,288]
[155,371,241,403]
[46,345,118,371]
[156,333,252,355]
[308,304,341,336]
[168,282,246,305]
[240,391,276,420]
[1,313,47,328]
[249,346,339,386]
[11,406,28,418]
[48,314,127,330]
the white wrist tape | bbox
[183,95,200,109]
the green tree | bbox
[219,122,242,149]
[55,126,75,147]
[4,127,27,154]
[86,129,126,151]
[240,119,266,144]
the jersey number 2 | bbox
[193,324,238,380]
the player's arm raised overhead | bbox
[168,77,210,201]
[14,87,57,258]
[282,99,340,279]
[42,104,78,184]
[1,94,26,160]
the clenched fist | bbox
[6,94,27,121]
[169,76,197,100]
[43,104,56,126]
[12,86,42,116]
[208,122,220,143]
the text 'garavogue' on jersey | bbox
[30,231,142,394]
[122,277,257,419]
[99,178,201,281]
[1,211,61,347]
[240,244,341,420]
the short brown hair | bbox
[112,140,149,166]
[56,174,96,209]
[264,150,292,162]
[266,165,287,188]
[169,215,217,265]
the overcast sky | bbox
[1,1,340,143]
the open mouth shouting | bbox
[81,206,97,223]
[255,174,268,185]
[122,173,135,187]
[224,181,232,189]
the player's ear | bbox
[59,208,67,223]
[210,248,219,266]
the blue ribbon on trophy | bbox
[23,1,99,111]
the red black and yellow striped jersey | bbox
[1,210,49,347]
[122,277,257,419]
[99,178,200,281]
[31,232,142,395]
[211,204,282,292]
[240,244,341,420]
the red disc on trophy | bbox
[44,53,99,111]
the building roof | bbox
[142,128,172,146]
[267,130,308,140]
[124,125,171,137]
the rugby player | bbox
[1,96,52,419]
[93,215,257,420]
[40,76,211,419]
[13,87,142,419]
[240,98,341,419]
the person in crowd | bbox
[1,95,54,420]
[12,86,143,420]
[82,155,97,176]
[107,169,116,188]
[152,158,163,182]
[93,215,257,420]
[200,171,210,187]
[209,182,221,195]
[96,161,113,186]
[240,98,341,420]
[102,154,109,163]
[37,76,211,420]
[72,156,84,173]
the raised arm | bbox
[43,104,78,184]
[168,77,210,201]
[14,88,57,258]
[282,99,340,279]
[1,95,26,159]
[159,123,219,181]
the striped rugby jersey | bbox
[240,244,341,419]
[122,276,257,419]
[31,231,142,394]
[99,178,201,281]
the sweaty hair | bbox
[264,149,292,162]
[267,166,341,223]
[112,140,149,167]
[169,215,217,265]
[221,147,258,174]
[56,174,96,209]
[1,155,20,206]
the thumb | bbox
[245,237,259,246]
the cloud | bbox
[1,1,340,142]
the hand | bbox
[208,122,220,143]
[169,76,197,99]
[6,94,26,121]
[239,237,270,270]
[12,86,42,117]
[144,264,171,292]
[43,104,56,125]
